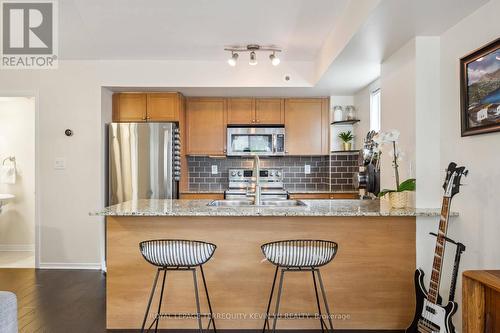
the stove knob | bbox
[276,171,281,177]
[231,171,237,177]
[238,171,242,177]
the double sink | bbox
[207,199,307,207]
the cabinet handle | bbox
[252,119,255,123]
[142,117,147,120]
[256,119,260,123]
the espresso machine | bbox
[353,131,381,199]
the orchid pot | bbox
[375,129,416,208]
[388,191,408,209]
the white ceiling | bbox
[315,0,491,94]
[60,0,349,60]
[61,0,490,95]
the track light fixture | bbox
[224,44,282,67]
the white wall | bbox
[380,40,416,191]
[353,79,380,148]
[378,35,455,324]
[0,97,35,250]
[439,0,500,325]
[0,59,315,268]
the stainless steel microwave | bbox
[226,127,285,156]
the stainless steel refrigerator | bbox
[108,122,181,205]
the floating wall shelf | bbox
[331,119,360,125]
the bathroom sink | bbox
[0,194,15,213]
[0,194,15,201]
[207,199,307,207]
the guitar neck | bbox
[428,196,451,304]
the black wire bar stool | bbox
[261,239,338,333]
[139,239,217,333]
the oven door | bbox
[226,127,284,156]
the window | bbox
[370,88,381,132]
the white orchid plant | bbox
[373,129,416,197]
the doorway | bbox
[0,96,36,268]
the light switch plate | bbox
[54,157,66,170]
[211,165,218,175]
[304,164,311,175]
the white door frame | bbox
[0,90,40,268]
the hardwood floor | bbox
[0,269,105,333]
[0,269,403,333]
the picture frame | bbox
[460,38,500,137]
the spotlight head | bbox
[270,52,280,66]
[227,52,238,66]
[249,51,258,66]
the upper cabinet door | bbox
[255,98,284,125]
[147,93,180,121]
[285,98,329,155]
[113,93,147,122]
[227,98,255,125]
[186,98,227,156]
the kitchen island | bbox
[94,199,453,330]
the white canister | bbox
[332,106,344,122]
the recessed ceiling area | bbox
[60,0,349,61]
[62,0,490,95]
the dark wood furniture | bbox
[463,270,500,333]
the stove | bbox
[225,168,288,200]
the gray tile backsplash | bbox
[187,151,359,193]
[330,152,358,192]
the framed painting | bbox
[460,38,500,136]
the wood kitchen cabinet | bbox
[186,98,227,156]
[255,98,284,124]
[112,93,147,122]
[227,98,255,124]
[112,92,182,122]
[227,98,284,125]
[284,98,329,155]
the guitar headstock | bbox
[443,162,468,198]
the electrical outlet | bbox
[304,164,311,175]
[54,157,66,170]
[211,165,218,175]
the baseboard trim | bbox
[0,244,35,251]
[38,262,102,270]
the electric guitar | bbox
[406,162,468,333]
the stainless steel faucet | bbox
[246,155,262,205]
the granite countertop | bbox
[92,199,457,218]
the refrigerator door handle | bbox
[163,126,173,200]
